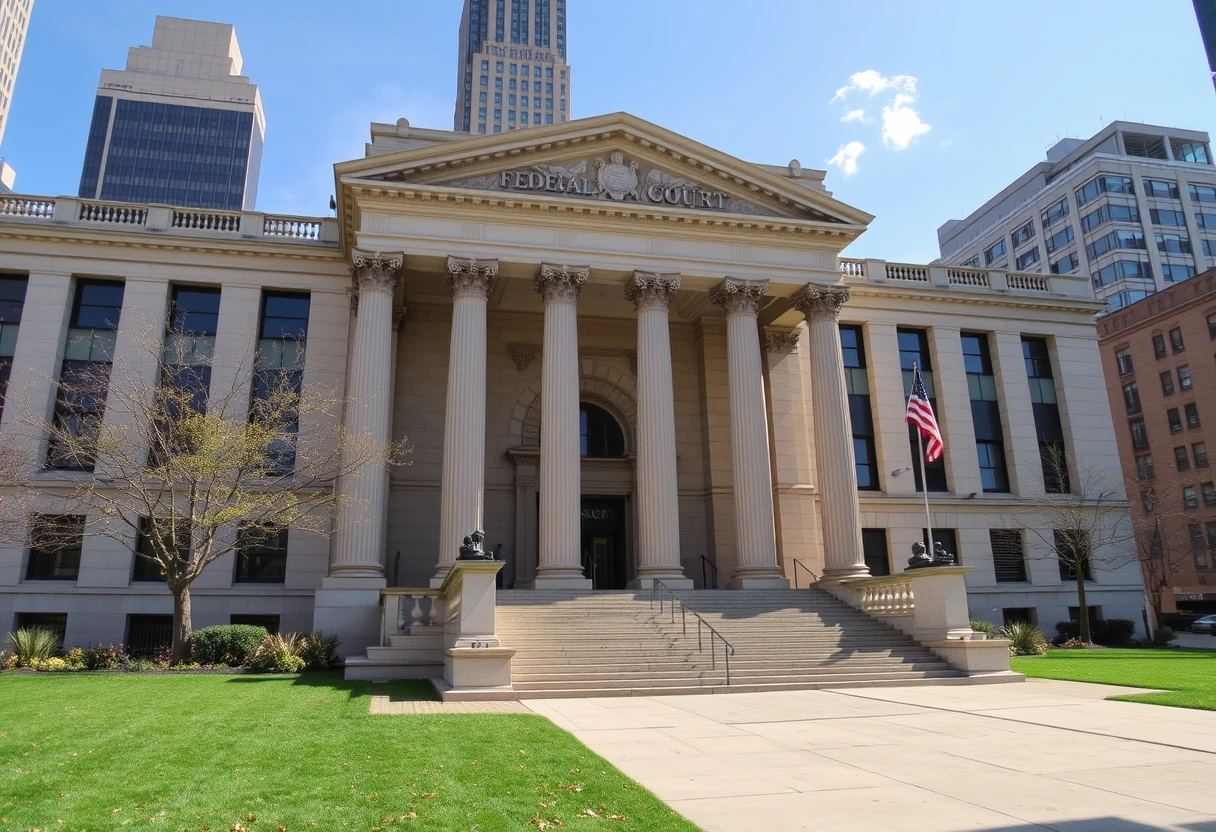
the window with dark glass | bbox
[0,275,28,426]
[861,529,889,577]
[1115,348,1134,375]
[1153,334,1167,359]
[1161,370,1175,396]
[1176,445,1191,471]
[1184,485,1199,509]
[1195,442,1209,468]
[1050,252,1079,275]
[1045,225,1074,254]
[132,516,190,582]
[234,525,288,583]
[841,325,879,491]
[153,286,220,462]
[1075,175,1134,206]
[1150,208,1188,227]
[1122,381,1140,414]
[126,614,173,658]
[1011,220,1035,248]
[580,402,625,458]
[251,292,309,474]
[1170,327,1185,353]
[921,528,959,563]
[898,328,946,492]
[1156,233,1192,255]
[25,514,85,580]
[1179,365,1192,391]
[48,280,125,471]
[1130,418,1149,450]
[77,95,113,199]
[1015,247,1040,270]
[1193,524,1210,569]
[1164,264,1198,282]
[1136,453,1154,480]
[14,612,66,645]
[1092,260,1151,288]
[1187,402,1201,428]
[1023,337,1068,492]
[984,239,1006,265]
[1202,482,1216,507]
[1143,179,1179,199]
[1086,229,1145,260]
[1081,202,1141,233]
[1041,198,1069,228]
[1055,529,1093,581]
[963,333,1008,493]
[1169,407,1183,432]
[1189,183,1216,205]
[990,529,1027,582]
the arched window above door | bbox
[580,402,625,458]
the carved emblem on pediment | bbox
[594,152,641,201]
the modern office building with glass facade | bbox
[454,0,571,134]
[76,16,265,212]
[937,122,1216,313]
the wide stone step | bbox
[511,669,962,691]
[511,662,952,682]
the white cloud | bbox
[841,108,872,124]
[880,93,931,150]
[831,70,918,103]
[827,141,865,178]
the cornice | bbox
[843,282,1105,316]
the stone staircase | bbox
[496,589,981,699]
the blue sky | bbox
[4,1,1214,262]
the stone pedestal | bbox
[440,559,515,698]
[433,257,498,587]
[710,278,787,589]
[904,565,976,641]
[792,284,869,583]
[532,264,593,589]
[626,273,692,589]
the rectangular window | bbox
[1176,445,1191,471]
[984,239,1006,265]
[1161,370,1175,396]
[898,328,946,492]
[1024,337,1068,492]
[251,292,310,474]
[14,612,66,646]
[48,280,125,471]
[1162,263,1197,283]
[1055,530,1093,581]
[1011,219,1035,248]
[1115,348,1133,375]
[132,516,190,582]
[1081,202,1140,233]
[1122,381,1140,414]
[1143,179,1180,199]
[1203,482,1216,507]
[1130,418,1149,450]
[1195,442,1209,468]
[1173,141,1211,164]
[1156,233,1192,255]
[1189,184,1216,205]
[25,514,85,580]
[1045,225,1074,254]
[1179,365,1192,390]
[1150,208,1188,227]
[154,285,220,461]
[494,93,502,104]
[0,274,28,426]
[1015,246,1040,270]
[1086,229,1146,260]
[963,333,1008,493]
[234,525,288,583]
[990,529,1027,582]
[921,528,959,563]
[1153,334,1167,359]
[1050,252,1079,275]
[1184,485,1199,509]
[1041,198,1069,228]
[1136,453,1154,480]
[1169,407,1183,432]
[861,528,889,577]
[126,614,173,658]
[1093,260,1151,289]
[1186,402,1201,428]
[1197,212,1216,230]
[1075,175,1134,207]
[841,325,878,491]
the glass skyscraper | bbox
[77,16,265,211]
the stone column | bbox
[625,272,692,588]
[433,257,498,586]
[532,263,592,588]
[329,250,401,578]
[791,284,868,583]
[709,278,787,588]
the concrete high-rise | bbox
[77,16,265,211]
[453,0,571,134]
[0,0,34,193]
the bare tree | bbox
[1024,447,1136,644]
[19,323,409,662]
[1130,463,1194,627]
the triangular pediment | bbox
[335,113,873,229]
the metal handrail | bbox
[699,555,718,589]
[792,559,819,589]
[649,579,736,685]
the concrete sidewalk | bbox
[525,679,1216,832]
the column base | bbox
[629,573,694,590]
[313,575,386,659]
[530,575,593,589]
[726,573,791,589]
[817,564,872,584]
[429,564,453,589]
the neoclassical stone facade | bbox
[0,113,1148,654]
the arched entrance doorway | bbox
[579,402,628,589]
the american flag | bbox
[906,365,943,463]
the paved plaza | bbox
[525,680,1216,832]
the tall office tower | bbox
[938,122,1216,313]
[1195,0,1216,91]
[77,16,265,211]
[0,0,34,193]
[453,0,571,134]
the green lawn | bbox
[0,672,699,831]
[1011,647,1216,710]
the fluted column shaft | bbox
[627,273,691,588]
[331,251,401,577]
[710,278,787,589]
[434,258,498,585]
[533,264,592,588]
[792,283,868,582]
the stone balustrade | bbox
[839,257,1092,301]
[379,588,444,644]
[0,194,339,245]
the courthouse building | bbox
[0,113,1145,655]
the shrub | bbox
[82,643,124,670]
[30,656,71,672]
[7,627,61,667]
[64,647,86,668]
[247,633,305,674]
[0,649,12,670]
[190,624,269,667]
[1054,618,1137,645]
[298,631,342,670]
[969,620,1002,640]
[1153,625,1178,645]
[1056,637,1086,649]
[1002,621,1048,656]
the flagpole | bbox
[912,362,936,557]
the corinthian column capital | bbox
[625,272,681,311]
[446,256,499,299]
[351,249,404,293]
[709,277,769,316]
[534,263,590,304]
[791,283,851,322]
[763,327,801,353]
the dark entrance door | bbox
[580,497,627,589]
